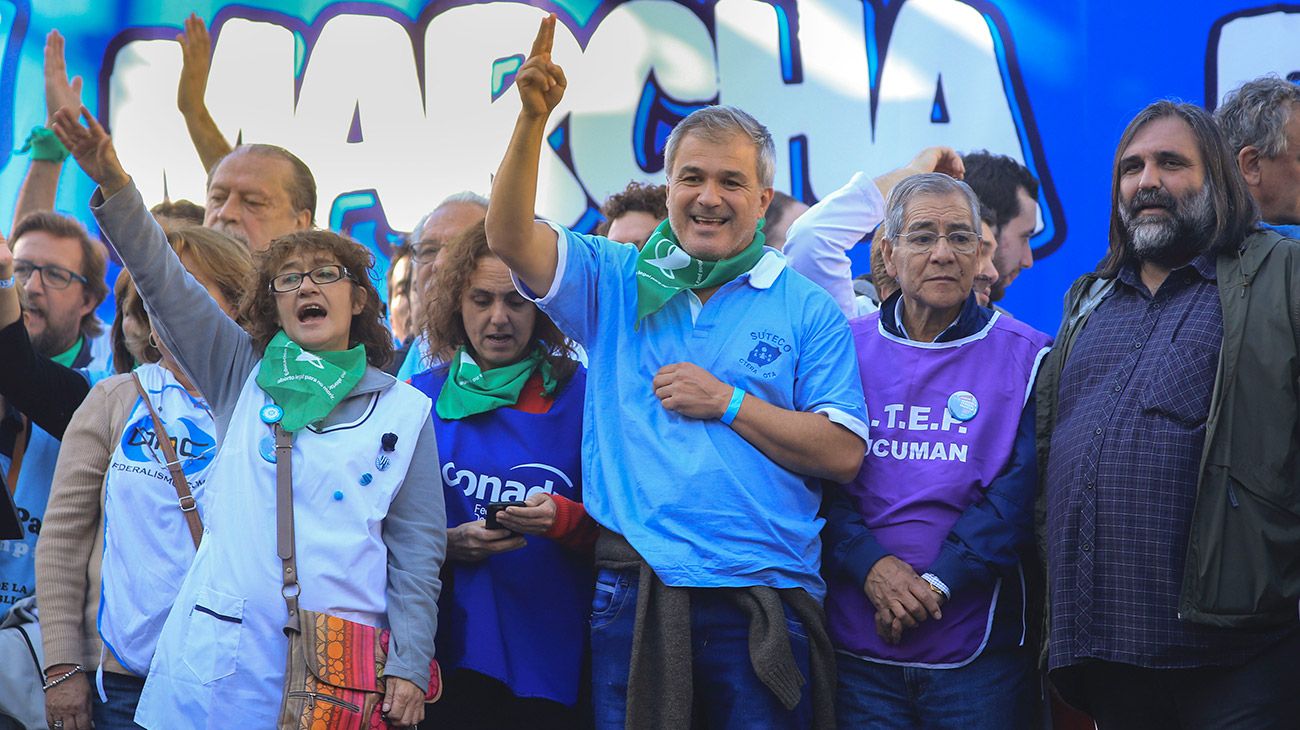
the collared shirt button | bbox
[1094,427,1103,435]
[1082,543,1092,553]
[1134,341,1142,349]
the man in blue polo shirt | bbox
[486,16,868,730]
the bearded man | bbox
[1036,101,1300,728]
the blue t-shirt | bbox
[518,224,869,598]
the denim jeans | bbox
[590,567,813,730]
[92,671,145,730]
[836,645,1034,730]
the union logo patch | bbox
[747,342,782,366]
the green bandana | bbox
[255,330,367,432]
[634,218,765,326]
[50,337,84,368]
[436,346,556,420]
[15,126,70,163]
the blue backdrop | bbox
[0,0,1289,335]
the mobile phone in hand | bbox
[485,501,527,530]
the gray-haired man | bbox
[484,15,869,728]
[1215,75,1300,237]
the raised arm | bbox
[484,15,563,295]
[784,147,964,318]
[51,106,256,425]
[176,13,232,172]
[11,31,82,231]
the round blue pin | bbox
[947,391,979,422]
[260,404,284,424]
[258,434,277,463]
[333,490,344,501]
[359,472,373,486]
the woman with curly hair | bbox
[410,221,594,729]
[54,106,444,729]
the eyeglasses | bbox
[13,260,89,290]
[270,264,353,293]
[895,230,981,255]
[411,242,441,264]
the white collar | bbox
[741,249,787,290]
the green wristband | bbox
[15,126,69,163]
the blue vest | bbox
[410,365,592,706]
[0,425,59,611]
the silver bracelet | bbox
[42,665,83,692]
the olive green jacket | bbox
[1036,228,1300,634]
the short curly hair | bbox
[422,220,577,386]
[597,182,667,235]
[239,230,393,368]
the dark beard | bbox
[1119,184,1215,268]
[30,324,80,360]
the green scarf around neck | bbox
[634,218,765,326]
[436,346,556,420]
[255,330,367,432]
[50,337,84,368]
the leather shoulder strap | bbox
[131,372,203,548]
[275,424,301,633]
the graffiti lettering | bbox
[104,0,1054,256]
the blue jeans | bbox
[590,568,812,730]
[92,671,145,730]
[836,645,1034,730]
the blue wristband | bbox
[720,387,745,425]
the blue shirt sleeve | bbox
[926,391,1039,598]
[791,291,870,442]
[521,223,634,349]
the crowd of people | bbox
[0,11,1297,730]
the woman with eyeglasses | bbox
[30,226,249,730]
[53,107,444,729]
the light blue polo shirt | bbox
[517,224,868,598]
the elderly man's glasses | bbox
[896,230,981,255]
[270,264,353,293]
[13,260,89,290]
[410,242,441,264]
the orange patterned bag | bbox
[278,610,442,730]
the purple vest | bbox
[827,311,1051,666]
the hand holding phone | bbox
[485,501,527,530]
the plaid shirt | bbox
[1046,251,1286,670]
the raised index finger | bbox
[45,30,65,69]
[529,13,556,59]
